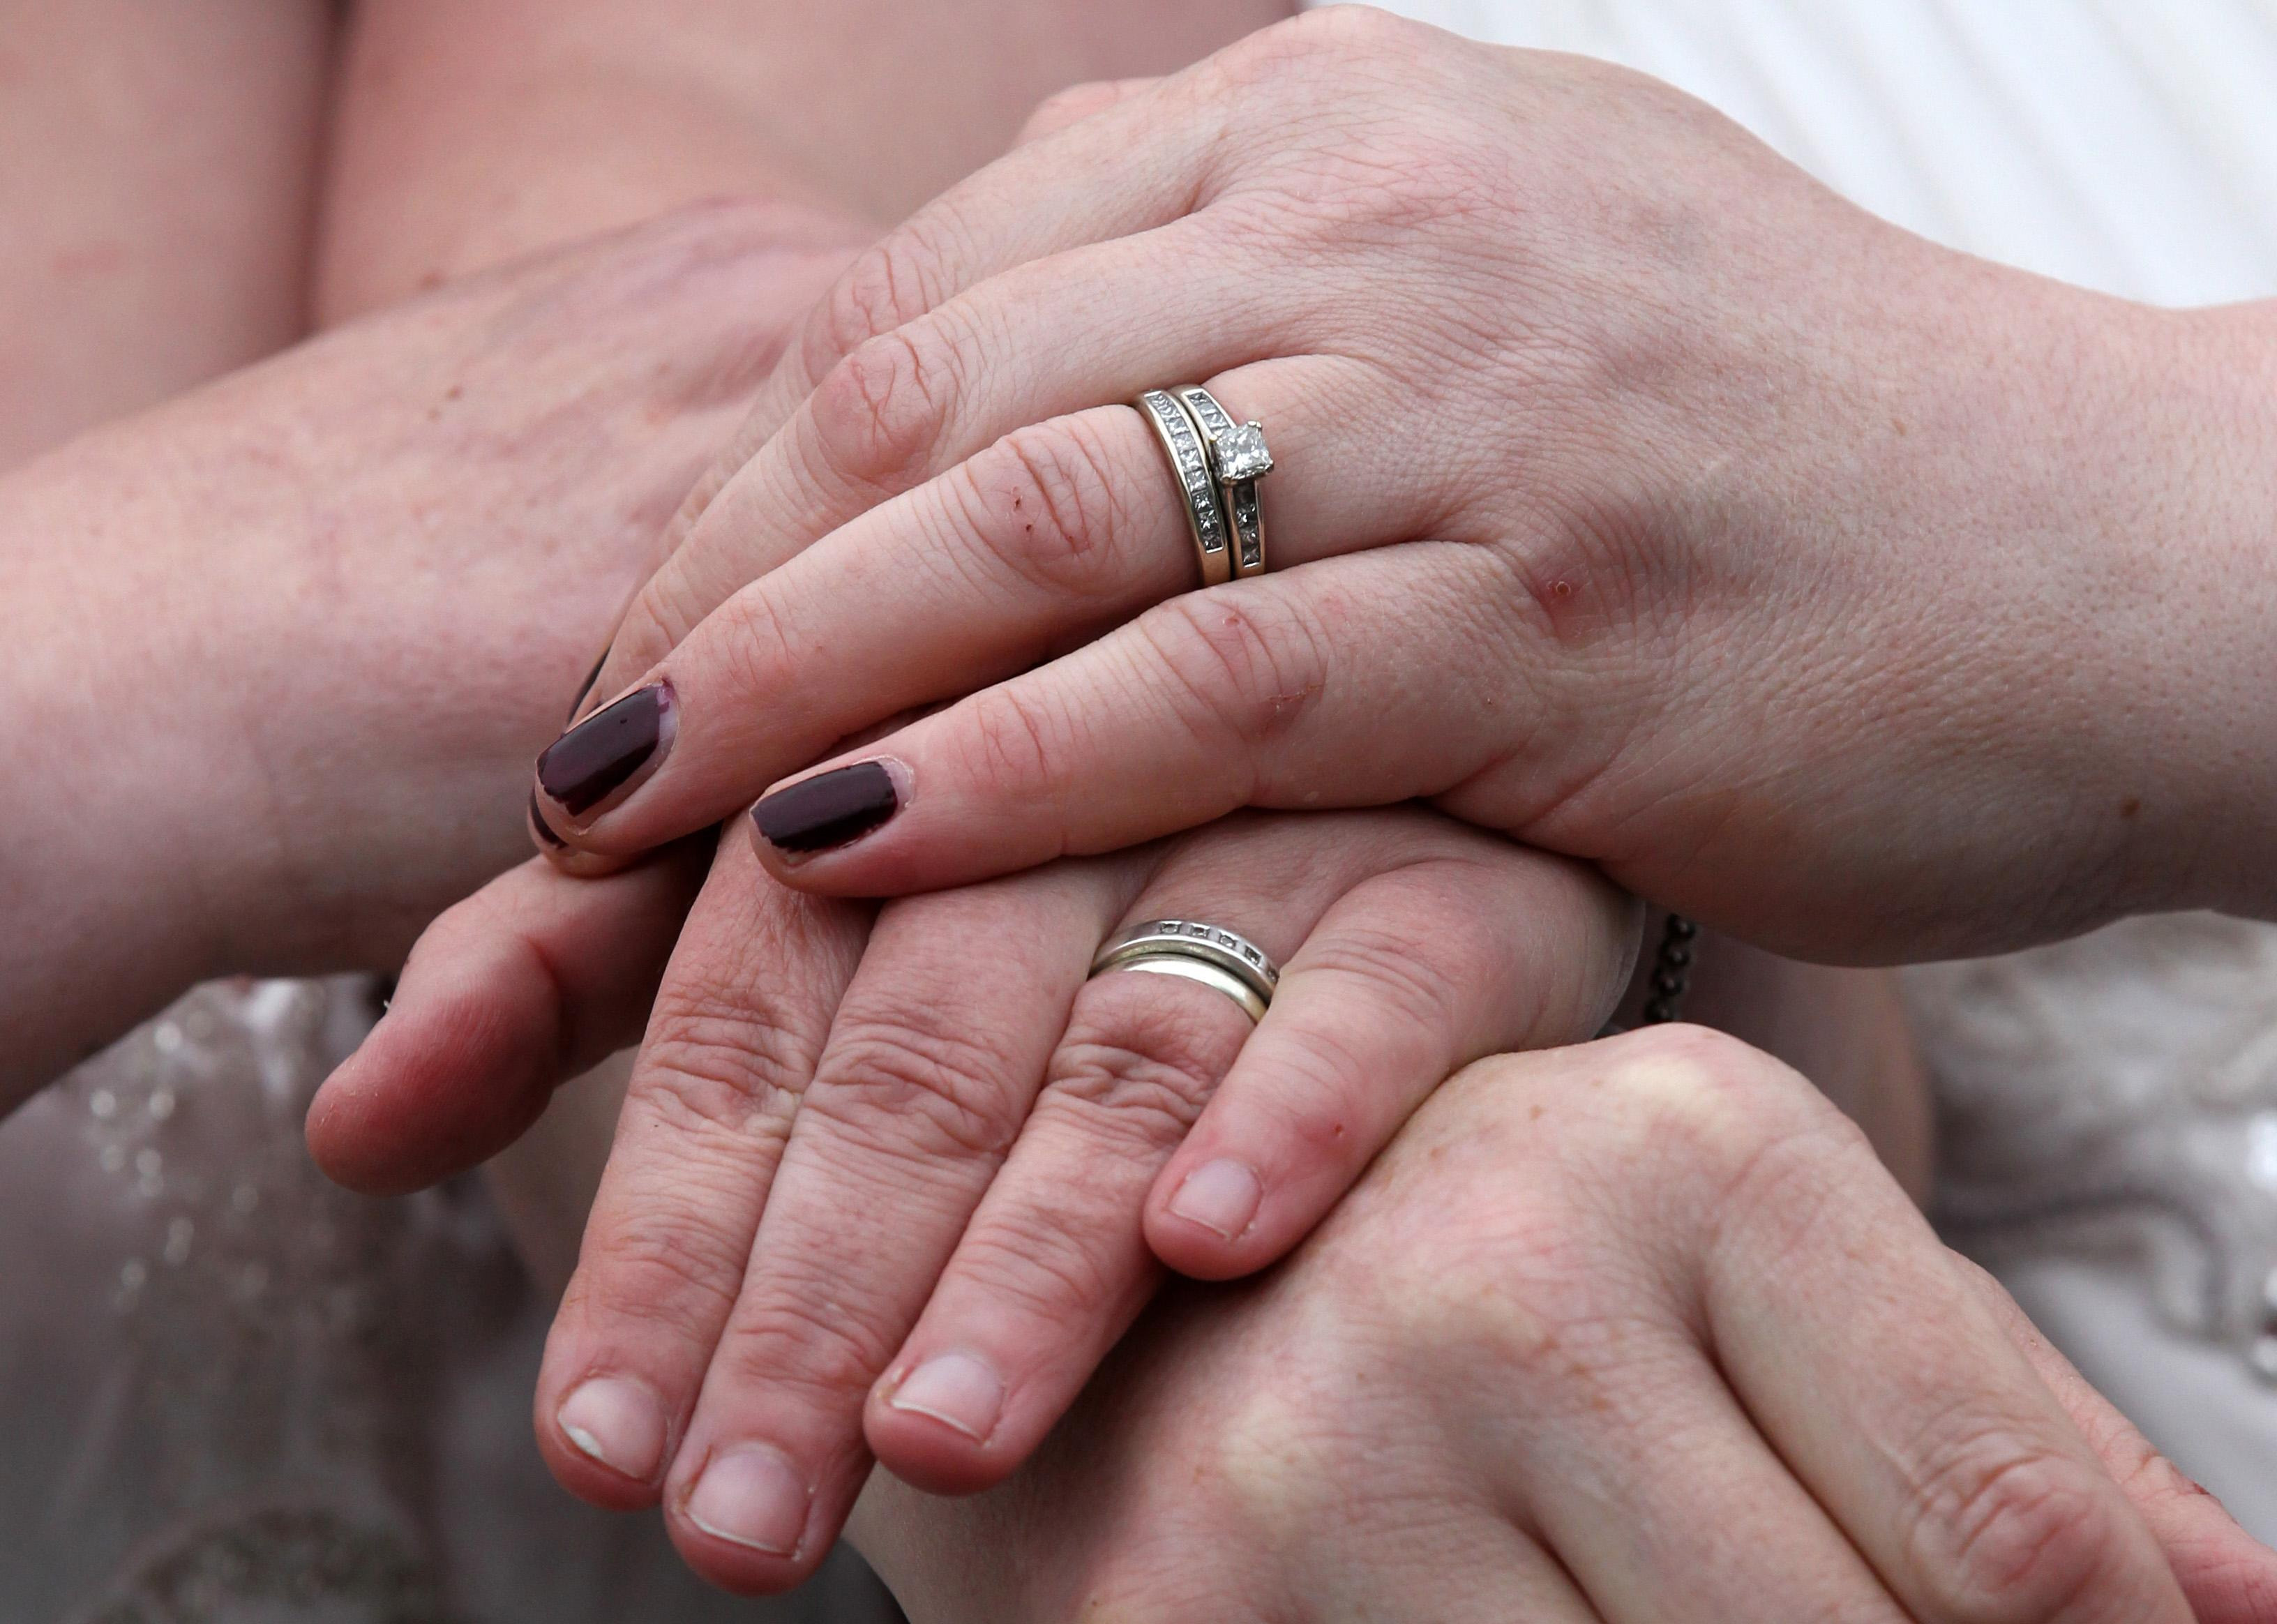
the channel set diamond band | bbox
[1089,918,1282,1024]
[1133,387,1273,586]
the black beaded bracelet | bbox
[1639,912,1697,1025]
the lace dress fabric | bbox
[1906,919,2277,1540]
[1,979,894,1623]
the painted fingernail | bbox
[685,1445,811,1556]
[888,1351,1005,1442]
[557,1376,666,1482]
[749,760,899,856]
[1168,1159,1263,1240]
[528,790,567,850]
[565,648,610,725]
[536,682,672,817]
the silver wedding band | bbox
[1089,918,1281,1024]
[1134,388,1273,587]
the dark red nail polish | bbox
[529,790,566,849]
[750,761,898,855]
[565,649,610,725]
[537,683,670,817]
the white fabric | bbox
[1330,0,2277,306]
[1322,0,2277,1537]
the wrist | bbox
[2071,296,2277,922]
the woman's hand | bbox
[313,809,1634,1593]
[527,6,2277,963]
[0,199,862,1096]
[852,1027,2277,1624]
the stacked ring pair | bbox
[1089,919,1282,1024]
[1134,386,1274,586]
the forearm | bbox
[314,0,1290,322]
[0,433,283,1101]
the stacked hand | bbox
[856,1030,2277,1624]
[303,6,2277,1611]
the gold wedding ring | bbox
[1089,918,1281,1024]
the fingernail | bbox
[557,1376,666,1482]
[685,1445,811,1556]
[565,648,610,725]
[749,760,899,857]
[1168,1159,1263,1240]
[536,682,672,817]
[528,790,566,850]
[888,1351,1005,1442]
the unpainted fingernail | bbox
[749,760,899,857]
[888,1351,1005,1442]
[557,1376,667,1482]
[685,1444,811,1556]
[1168,1159,1263,1240]
[536,682,672,818]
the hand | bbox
[313,808,1633,1593]
[0,199,860,1092]
[851,1027,2277,1624]
[523,6,2277,963]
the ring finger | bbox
[862,813,1630,1497]
[529,348,1438,856]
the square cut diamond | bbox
[1212,421,1273,483]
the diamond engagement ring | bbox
[1174,386,1272,578]
[1089,918,1281,1024]
[1134,389,1233,587]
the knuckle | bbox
[804,221,954,374]
[806,317,968,491]
[635,997,811,1141]
[946,1217,1123,1328]
[703,579,804,710]
[810,1012,1026,1161]
[1017,79,1115,144]
[1900,1424,2129,1619]
[569,1198,751,1324]
[957,681,1072,806]
[714,1258,899,1401]
[1592,1023,1821,1159]
[1137,590,1329,759]
[1222,4,1418,84]
[947,416,1134,597]
[1048,1025,1224,1151]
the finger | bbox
[306,843,707,1194]
[745,541,1544,895]
[1475,1325,1911,1622]
[535,350,1431,851]
[534,832,868,1512]
[1145,845,1635,1281]
[861,963,1245,1496]
[865,812,1525,1494]
[1965,1260,2277,1624]
[651,859,1123,1593]
[585,66,1231,697]
[1671,1032,2196,1623]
